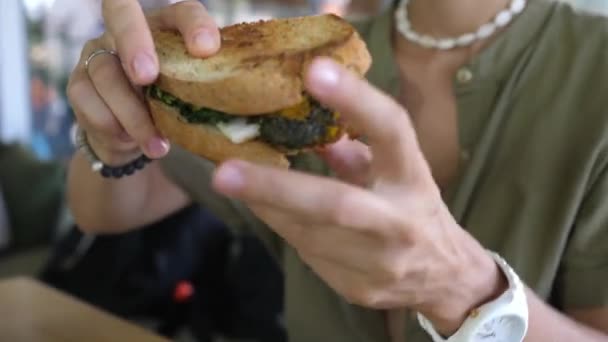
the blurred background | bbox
[0,0,606,341]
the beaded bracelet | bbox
[74,124,153,179]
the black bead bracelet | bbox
[99,154,152,179]
[74,124,153,179]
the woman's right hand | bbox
[67,0,221,165]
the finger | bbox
[152,0,220,57]
[68,66,133,150]
[85,43,169,158]
[305,58,432,184]
[317,136,372,186]
[102,0,158,84]
[212,160,398,231]
[311,257,406,309]
[307,258,386,308]
[247,204,378,282]
[300,229,384,274]
[247,203,308,245]
[306,251,370,285]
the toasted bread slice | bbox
[148,96,290,168]
[151,14,372,115]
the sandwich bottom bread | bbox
[145,14,372,168]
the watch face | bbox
[473,315,526,342]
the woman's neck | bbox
[393,0,513,62]
[407,0,511,38]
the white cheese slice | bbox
[216,119,261,144]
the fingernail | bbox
[215,162,245,193]
[193,29,218,53]
[309,59,340,90]
[146,137,169,158]
[132,52,156,81]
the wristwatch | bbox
[417,251,528,342]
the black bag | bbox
[39,204,286,342]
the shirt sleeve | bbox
[555,160,608,309]
[159,145,284,261]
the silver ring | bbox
[84,48,118,72]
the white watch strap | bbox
[417,251,528,342]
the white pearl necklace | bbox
[394,0,527,50]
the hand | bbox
[212,58,507,335]
[67,0,221,165]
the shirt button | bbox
[456,67,474,84]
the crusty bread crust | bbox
[152,14,372,115]
[147,96,290,168]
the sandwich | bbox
[145,14,372,167]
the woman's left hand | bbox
[212,58,506,335]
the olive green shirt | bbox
[160,1,608,340]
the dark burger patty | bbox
[147,85,340,150]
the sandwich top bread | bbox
[145,14,372,167]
